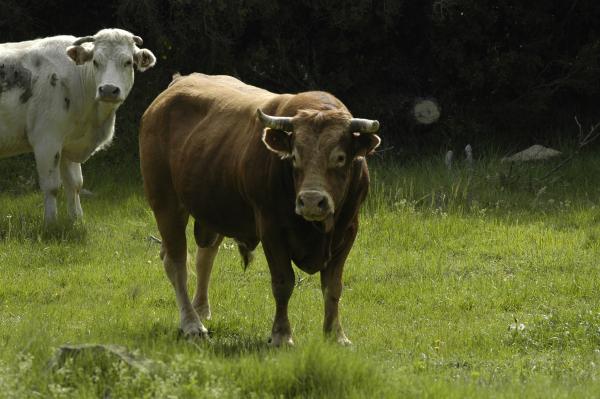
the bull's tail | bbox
[235,240,255,271]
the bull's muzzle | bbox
[295,190,333,221]
[97,84,122,103]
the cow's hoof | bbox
[179,323,209,339]
[269,333,294,347]
[193,303,211,320]
[325,331,352,346]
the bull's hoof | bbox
[179,322,209,339]
[336,336,352,346]
[325,331,352,346]
[193,303,211,320]
[268,333,294,347]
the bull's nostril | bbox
[112,87,120,95]
[298,198,305,207]
[318,198,327,210]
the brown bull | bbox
[139,73,380,346]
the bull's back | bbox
[141,73,275,177]
[140,74,278,237]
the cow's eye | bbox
[336,154,346,166]
[93,60,99,68]
[125,60,133,67]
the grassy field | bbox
[1,149,600,398]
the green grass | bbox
[1,150,600,398]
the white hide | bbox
[0,28,156,223]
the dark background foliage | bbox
[2,0,600,156]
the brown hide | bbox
[140,73,371,274]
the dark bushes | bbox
[2,1,600,154]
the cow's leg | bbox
[320,224,358,346]
[261,228,295,346]
[192,234,223,320]
[60,158,83,220]
[33,143,63,224]
[155,207,207,338]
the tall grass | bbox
[1,150,600,397]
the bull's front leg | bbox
[33,142,63,224]
[60,158,83,220]
[261,229,295,346]
[320,224,357,346]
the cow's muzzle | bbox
[97,84,122,103]
[295,190,334,221]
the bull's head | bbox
[258,107,380,229]
[66,28,156,104]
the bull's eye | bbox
[125,60,133,67]
[93,60,99,68]
[330,148,347,168]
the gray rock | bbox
[501,145,562,163]
[49,344,156,372]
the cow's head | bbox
[66,28,156,104]
[258,108,380,229]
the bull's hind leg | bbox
[155,205,207,338]
[191,221,223,320]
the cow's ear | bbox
[66,45,93,65]
[352,133,381,159]
[262,128,293,158]
[134,49,157,72]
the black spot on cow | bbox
[53,152,60,167]
[64,97,70,110]
[0,62,34,103]
[20,88,32,103]
[50,73,58,87]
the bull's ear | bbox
[66,45,93,65]
[262,128,292,158]
[134,49,157,72]
[352,132,381,158]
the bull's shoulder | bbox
[278,91,348,114]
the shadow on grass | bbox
[203,323,271,357]
[0,214,87,244]
[131,321,271,358]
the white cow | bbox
[0,28,156,223]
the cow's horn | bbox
[349,118,380,133]
[256,109,293,131]
[73,36,95,46]
[133,36,143,46]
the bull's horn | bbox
[349,118,380,133]
[72,36,95,46]
[256,109,293,131]
[133,35,143,46]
